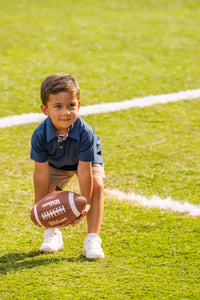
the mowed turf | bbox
[1,102,200,299]
[0,0,200,299]
[0,0,200,117]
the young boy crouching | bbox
[30,73,105,259]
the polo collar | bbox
[46,116,80,142]
[68,116,80,141]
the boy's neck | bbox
[56,127,70,137]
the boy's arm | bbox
[77,160,93,208]
[33,161,49,204]
[70,161,92,227]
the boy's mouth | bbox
[60,118,71,121]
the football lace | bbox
[41,205,67,220]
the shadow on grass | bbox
[0,251,87,275]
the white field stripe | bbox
[1,88,200,216]
[1,88,200,128]
[105,189,200,216]
[0,113,47,128]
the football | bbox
[30,191,87,228]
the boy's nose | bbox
[63,108,70,115]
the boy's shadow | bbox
[0,251,85,275]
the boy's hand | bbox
[71,203,90,226]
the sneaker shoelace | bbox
[45,231,59,241]
[86,237,101,249]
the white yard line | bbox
[0,88,200,128]
[1,88,200,216]
[105,189,200,217]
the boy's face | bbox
[41,91,80,135]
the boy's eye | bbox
[53,103,77,109]
[69,103,78,109]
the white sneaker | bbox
[82,233,105,260]
[40,228,64,253]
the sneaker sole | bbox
[82,250,105,260]
[40,245,64,254]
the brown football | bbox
[30,191,87,228]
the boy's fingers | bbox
[81,204,90,215]
[70,204,90,226]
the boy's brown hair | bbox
[41,73,80,106]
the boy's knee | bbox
[93,176,104,192]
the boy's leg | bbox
[83,164,105,259]
[47,182,57,193]
[87,175,104,234]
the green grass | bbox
[91,100,200,204]
[1,183,200,299]
[0,0,200,116]
[1,103,200,299]
[1,0,200,299]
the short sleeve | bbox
[30,129,48,163]
[79,129,95,162]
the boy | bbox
[30,73,105,259]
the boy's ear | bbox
[41,104,49,116]
[78,100,81,110]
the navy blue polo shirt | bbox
[30,116,104,171]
